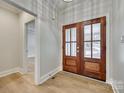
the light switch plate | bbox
[121,35,124,43]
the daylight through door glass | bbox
[83,23,101,59]
[65,28,77,56]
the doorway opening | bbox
[0,0,40,85]
[25,20,36,81]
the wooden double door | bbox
[63,17,106,81]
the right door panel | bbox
[81,17,106,81]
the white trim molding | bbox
[0,67,23,78]
[112,85,119,93]
[109,79,119,93]
[39,66,62,85]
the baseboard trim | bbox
[109,80,119,93]
[39,66,61,85]
[0,66,61,85]
[0,67,23,78]
[112,85,119,93]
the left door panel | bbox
[63,24,80,74]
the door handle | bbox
[77,47,80,49]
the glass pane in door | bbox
[93,23,101,40]
[66,29,70,42]
[71,28,76,41]
[84,42,91,58]
[66,43,70,56]
[71,43,76,56]
[84,25,91,41]
[92,42,101,59]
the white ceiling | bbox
[0,0,22,14]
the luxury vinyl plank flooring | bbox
[0,71,113,93]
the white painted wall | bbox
[0,7,20,72]
[112,0,124,93]
[59,0,113,82]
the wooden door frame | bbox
[62,16,107,81]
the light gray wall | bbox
[0,7,20,72]
[37,0,61,77]
[59,0,112,25]
[112,0,124,93]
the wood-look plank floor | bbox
[0,71,113,93]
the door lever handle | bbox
[77,47,79,49]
